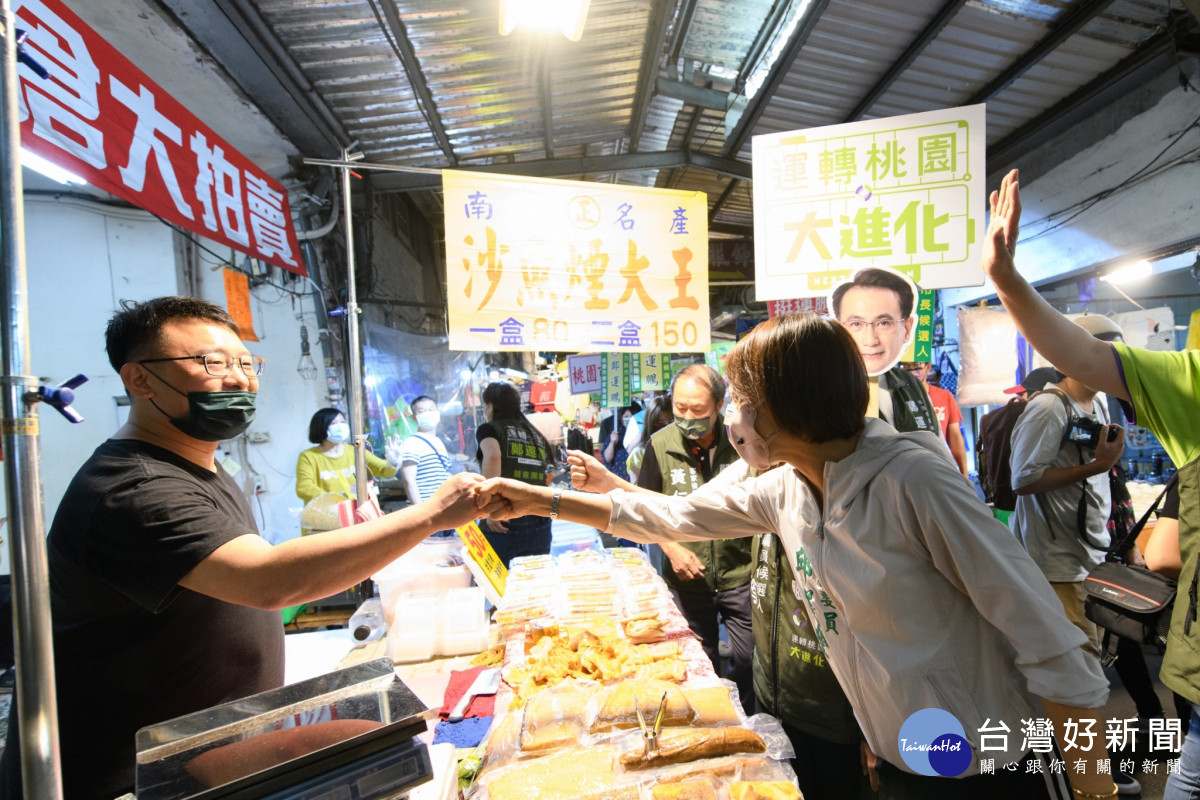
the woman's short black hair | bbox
[308,407,343,444]
[725,313,867,444]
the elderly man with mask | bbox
[635,363,754,711]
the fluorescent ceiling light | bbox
[1101,260,1152,284]
[499,0,590,41]
[20,147,87,185]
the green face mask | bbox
[143,365,257,441]
[674,415,713,440]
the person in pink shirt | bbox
[902,361,969,476]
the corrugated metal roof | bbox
[182,0,1196,240]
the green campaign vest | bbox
[648,421,751,593]
[883,366,939,434]
[491,418,549,485]
[750,532,863,745]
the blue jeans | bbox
[481,514,552,569]
[1165,703,1200,800]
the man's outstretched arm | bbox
[983,169,1128,401]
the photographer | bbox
[1008,316,1144,792]
[1010,317,1135,660]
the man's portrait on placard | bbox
[829,266,919,377]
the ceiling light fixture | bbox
[499,0,590,41]
[1101,260,1152,285]
[20,147,87,185]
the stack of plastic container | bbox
[556,549,620,626]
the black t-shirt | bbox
[45,439,284,799]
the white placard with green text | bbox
[752,104,986,300]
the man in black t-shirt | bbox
[0,297,487,799]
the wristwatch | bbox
[549,485,564,519]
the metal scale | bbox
[133,659,437,800]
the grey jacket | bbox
[606,418,1108,775]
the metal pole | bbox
[0,5,62,797]
[339,148,369,505]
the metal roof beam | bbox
[656,77,733,110]
[844,0,968,122]
[367,149,751,192]
[723,0,832,157]
[370,0,457,164]
[967,0,1119,104]
[710,221,753,237]
[987,29,1176,169]
[158,0,350,155]
[628,0,678,152]
[708,178,741,226]
[539,47,555,159]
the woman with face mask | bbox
[295,407,401,504]
[479,313,1119,800]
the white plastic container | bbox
[373,537,472,626]
[435,587,489,656]
[385,593,437,663]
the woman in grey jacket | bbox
[477,312,1117,800]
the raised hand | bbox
[983,168,1021,283]
[384,434,404,468]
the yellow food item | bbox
[470,645,504,667]
[681,686,741,726]
[591,678,695,733]
[520,679,591,752]
[505,624,687,708]
[623,614,667,644]
[651,779,718,800]
[729,781,803,800]
[620,727,767,770]
[485,747,615,800]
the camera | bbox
[1067,416,1118,449]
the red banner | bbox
[14,0,306,276]
[767,297,828,317]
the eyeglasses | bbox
[138,353,265,377]
[842,317,901,334]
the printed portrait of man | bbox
[830,267,918,376]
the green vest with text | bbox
[648,419,751,593]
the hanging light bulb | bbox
[297,324,318,380]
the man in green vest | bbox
[637,364,753,710]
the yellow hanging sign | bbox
[444,170,710,352]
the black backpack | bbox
[976,388,1073,511]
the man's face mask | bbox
[415,410,440,430]
[145,377,257,443]
[674,415,713,440]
